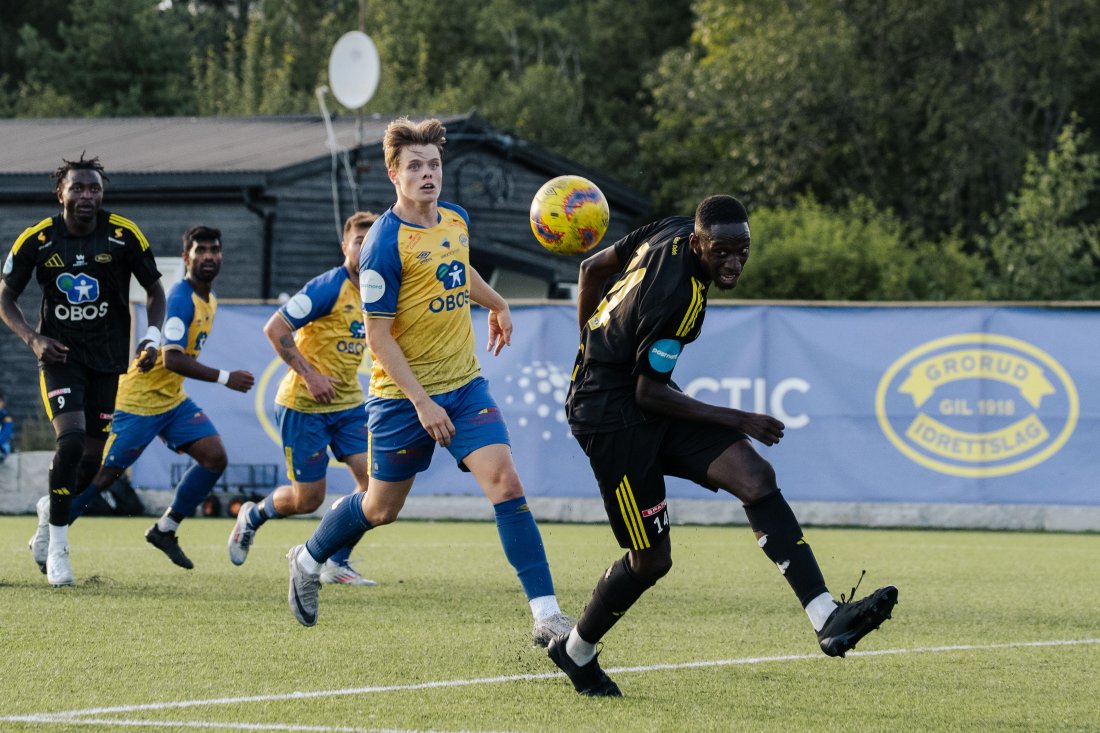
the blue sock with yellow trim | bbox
[493,496,554,600]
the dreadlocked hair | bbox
[52,152,108,192]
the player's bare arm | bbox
[576,246,622,330]
[135,279,167,372]
[0,280,70,364]
[635,373,785,446]
[365,317,454,446]
[163,348,254,393]
[262,312,338,403]
[469,265,511,356]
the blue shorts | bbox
[276,403,370,483]
[103,398,218,469]
[366,376,510,481]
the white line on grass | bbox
[0,715,503,733]
[0,717,374,731]
[5,638,1098,727]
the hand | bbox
[486,307,512,357]
[737,413,786,446]
[135,342,158,372]
[31,334,70,364]
[304,370,340,404]
[227,370,255,393]
[414,399,455,447]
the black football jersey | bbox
[566,216,710,434]
[3,210,161,373]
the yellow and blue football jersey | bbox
[359,202,480,399]
[274,266,366,413]
[115,278,216,416]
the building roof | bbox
[0,114,649,215]
[0,114,416,174]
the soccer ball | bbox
[529,175,610,255]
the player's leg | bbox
[286,474,412,627]
[704,438,897,656]
[549,424,669,697]
[66,380,130,524]
[142,409,225,569]
[462,443,573,645]
[320,450,377,586]
[36,361,92,585]
[286,398,424,626]
[231,405,328,565]
[446,377,571,645]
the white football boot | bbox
[28,495,49,574]
[46,542,75,587]
[320,558,378,586]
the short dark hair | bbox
[695,195,749,230]
[182,225,222,254]
[52,152,108,193]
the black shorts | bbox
[39,360,119,438]
[575,419,747,550]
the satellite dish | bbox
[328,31,380,109]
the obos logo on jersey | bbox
[436,261,466,289]
[875,333,1078,478]
[54,272,107,320]
[429,261,469,313]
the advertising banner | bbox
[132,304,1099,507]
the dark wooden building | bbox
[0,114,649,429]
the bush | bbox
[726,196,982,301]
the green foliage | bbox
[191,21,308,115]
[979,122,1100,300]
[3,0,1100,300]
[729,197,982,301]
[643,0,1100,243]
[14,0,193,116]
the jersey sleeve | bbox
[161,283,197,352]
[630,277,702,384]
[277,269,342,330]
[359,216,403,319]
[2,218,52,294]
[109,214,161,288]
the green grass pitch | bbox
[1,515,1097,732]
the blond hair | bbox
[343,210,379,239]
[382,117,447,172]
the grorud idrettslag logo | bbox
[876,334,1078,478]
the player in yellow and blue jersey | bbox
[284,117,573,646]
[29,226,255,570]
[227,211,378,586]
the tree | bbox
[979,122,1100,300]
[642,0,1100,240]
[728,196,982,301]
[13,0,194,116]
